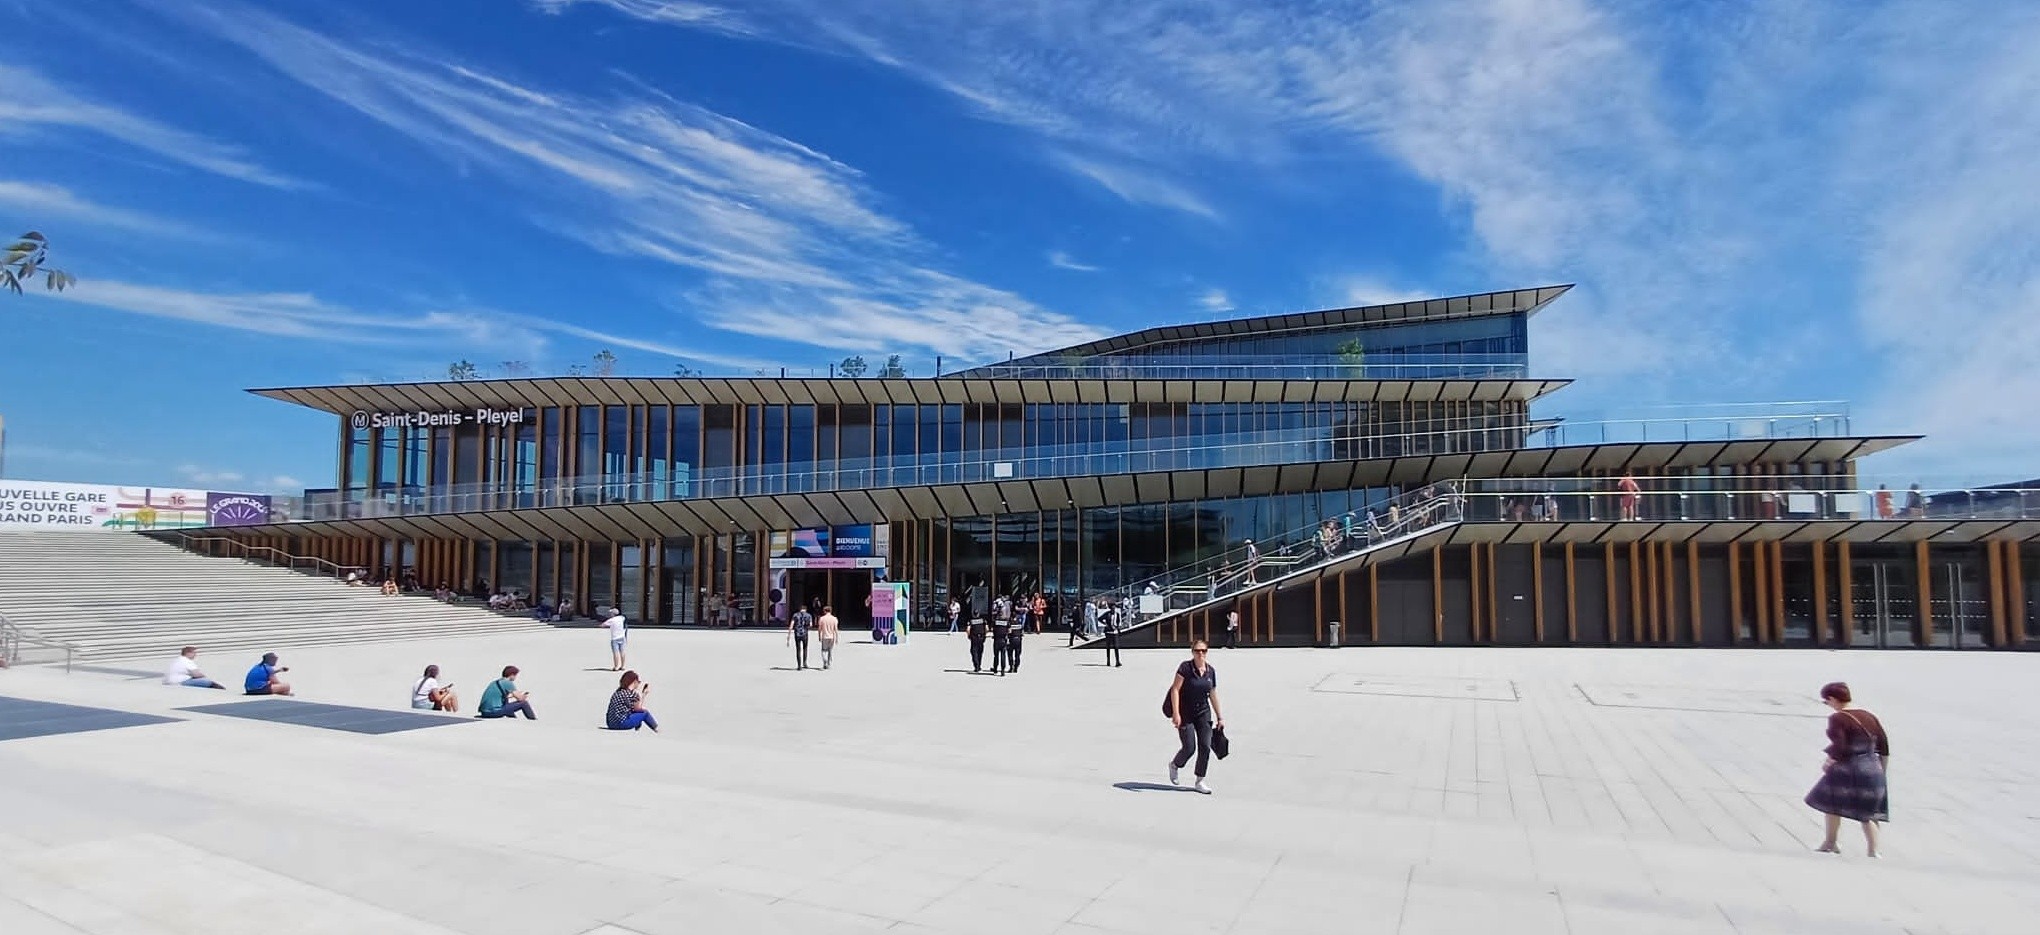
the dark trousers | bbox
[969,632,986,671]
[792,631,809,669]
[1103,630,1122,666]
[1225,627,1238,649]
[1172,711,1214,777]
[1008,630,1024,672]
[480,700,536,720]
[991,627,1010,673]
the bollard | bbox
[1328,621,1342,648]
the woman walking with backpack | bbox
[1164,639,1224,794]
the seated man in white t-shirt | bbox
[163,646,227,689]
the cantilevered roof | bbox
[248,376,1572,417]
[202,435,1915,542]
[950,285,1573,376]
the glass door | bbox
[1849,560,1917,648]
[1931,558,1989,648]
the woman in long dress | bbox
[1805,681,1890,857]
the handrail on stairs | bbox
[152,531,350,581]
[0,609,75,672]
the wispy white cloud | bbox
[531,0,742,31]
[0,180,205,237]
[177,464,244,485]
[1336,278,1433,309]
[1046,250,1099,273]
[169,1,1105,361]
[0,63,300,188]
[40,278,542,352]
[1196,288,1233,313]
[1052,152,1218,220]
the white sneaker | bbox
[1193,779,1212,795]
[1168,764,1180,785]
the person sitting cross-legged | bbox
[163,646,228,689]
[605,670,658,732]
[477,665,536,720]
[243,652,293,696]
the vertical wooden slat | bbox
[1314,575,1325,646]
[1469,541,1483,642]
[1367,563,1379,643]
[1645,539,1661,642]
[1686,541,1702,643]
[1486,543,1500,643]
[1915,540,1932,648]
[1629,541,1644,644]
[1532,540,1546,643]
[2010,541,2027,645]
[1837,540,1854,646]
[1564,541,1577,642]
[1432,546,1444,644]
[1604,541,1619,645]
[1771,539,1787,644]
[1987,540,2007,647]
[1812,539,1829,646]
[1337,568,1350,644]
[1749,541,1766,643]
[1663,540,1679,643]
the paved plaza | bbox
[2,628,2037,935]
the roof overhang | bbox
[195,436,1918,541]
[248,376,1574,416]
[953,285,1572,374]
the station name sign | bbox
[351,407,525,430]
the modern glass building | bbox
[205,285,2040,650]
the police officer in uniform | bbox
[967,611,989,672]
[1006,596,1025,674]
[990,594,1012,676]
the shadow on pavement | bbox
[1113,781,1195,793]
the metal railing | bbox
[1078,480,1467,635]
[0,610,75,672]
[299,409,1854,523]
[156,532,352,580]
[1450,475,2040,523]
[967,353,1529,381]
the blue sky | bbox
[1,0,2036,493]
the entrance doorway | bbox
[1928,554,1990,648]
[1848,560,1917,648]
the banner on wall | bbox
[768,524,893,569]
[0,480,270,532]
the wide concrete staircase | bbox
[0,531,554,663]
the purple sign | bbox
[206,492,272,527]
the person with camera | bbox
[605,670,658,732]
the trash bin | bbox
[1327,621,1341,648]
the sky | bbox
[0,0,2036,493]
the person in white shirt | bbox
[603,610,629,671]
[409,664,458,712]
[163,646,227,689]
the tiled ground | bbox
[1,629,2036,934]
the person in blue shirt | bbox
[477,665,536,720]
[243,652,293,696]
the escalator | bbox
[1075,480,1465,648]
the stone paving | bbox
[2,627,2037,934]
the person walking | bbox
[1078,599,1100,644]
[967,611,989,673]
[788,604,814,670]
[605,671,658,732]
[1242,540,1261,584]
[1032,593,1048,635]
[947,598,962,633]
[816,605,840,670]
[477,665,535,720]
[602,608,628,671]
[1008,608,1026,674]
[1806,681,1891,857]
[1100,598,1123,667]
[1224,608,1240,649]
[990,595,1013,676]
[1165,639,1224,794]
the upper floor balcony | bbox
[296,404,1860,522]
[966,353,1528,381]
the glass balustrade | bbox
[296,410,1858,522]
